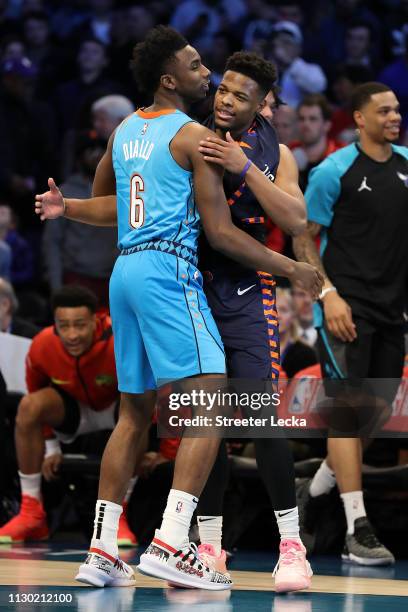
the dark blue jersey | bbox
[199,112,280,276]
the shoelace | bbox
[174,542,210,573]
[272,548,303,576]
[356,524,382,549]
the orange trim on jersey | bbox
[238,141,253,149]
[137,108,177,119]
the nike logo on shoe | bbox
[198,517,216,522]
[277,511,292,517]
[237,284,256,296]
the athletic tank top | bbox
[113,108,199,257]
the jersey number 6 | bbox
[130,174,145,229]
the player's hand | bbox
[289,262,324,301]
[35,178,65,221]
[42,453,63,481]
[198,132,249,174]
[323,291,357,342]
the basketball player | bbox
[36,27,322,589]
[191,52,313,592]
[293,82,408,565]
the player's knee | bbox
[16,394,44,429]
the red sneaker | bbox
[117,503,137,547]
[0,495,49,543]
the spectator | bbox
[91,94,135,141]
[0,277,39,338]
[0,285,136,545]
[291,287,317,346]
[276,287,317,378]
[55,38,123,135]
[73,0,115,46]
[0,204,34,287]
[378,31,408,131]
[170,0,247,54]
[343,21,376,71]
[269,20,327,107]
[290,94,345,192]
[0,242,11,280]
[273,103,298,144]
[0,57,57,228]
[1,36,25,62]
[329,65,373,143]
[42,132,118,307]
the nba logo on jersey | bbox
[141,122,148,135]
[175,501,183,513]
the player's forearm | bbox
[292,231,331,286]
[64,196,117,226]
[244,163,306,235]
[210,224,296,278]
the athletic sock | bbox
[197,515,223,555]
[159,489,198,550]
[90,499,122,558]
[19,471,41,502]
[275,506,300,541]
[123,476,138,505]
[340,491,366,535]
[309,460,337,497]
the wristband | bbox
[239,159,252,179]
[320,286,337,300]
[45,438,62,458]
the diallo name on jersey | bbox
[123,139,154,162]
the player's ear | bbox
[161,73,176,91]
[353,109,364,130]
[258,97,267,113]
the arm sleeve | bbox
[288,58,327,94]
[304,157,341,227]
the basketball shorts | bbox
[317,317,404,404]
[110,249,226,393]
[52,386,118,444]
[204,269,280,380]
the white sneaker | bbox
[75,547,136,587]
[138,530,232,590]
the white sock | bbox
[159,489,198,549]
[341,490,366,535]
[91,499,122,558]
[309,460,337,497]
[275,507,300,540]
[19,471,41,501]
[197,515,223,555]
[123,476,138,504]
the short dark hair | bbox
[130,26,188,95]
[351,82,392,113]
[52,286,98,314]
[224,51,277,97]
[298,93,332,121]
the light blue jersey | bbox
[113,109,200,260]
[109,108,226,393]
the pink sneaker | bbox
[198,544,229,577]
[273,539,313,593]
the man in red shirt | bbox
[0,285,136,545]
[290,94,345,192]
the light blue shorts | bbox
[109,249,226,393]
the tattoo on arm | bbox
[293,221,329,281]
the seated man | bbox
[0,285,136,546]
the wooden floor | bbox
[1,558,407,596]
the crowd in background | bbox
[1,0,408,551]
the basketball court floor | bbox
[0,543,407,611]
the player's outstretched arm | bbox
[182,124,323,298]
[35,133,117,226]
[198,133,306,235]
